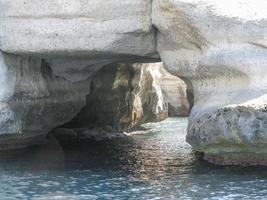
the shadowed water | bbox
[0,118,267,200]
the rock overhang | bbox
[0,0,157,58]
[0,0,267,165]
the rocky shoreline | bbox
[1,0,267,165]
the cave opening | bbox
[50,61,194,145]
[1,0,267,198]
[10,60,198,178]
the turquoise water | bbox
[0,118,267,200]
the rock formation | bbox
[159,67,191,116]
[0,52,85,149]
[65,62,168,131]
[153,0,267,165]
[0,0,267,165]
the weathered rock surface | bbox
[0,52,85,149]
[0,0,267,165]
[159,66,190,116]
[0,0,158,60]
[153,0,267,165]
[65,62,168,131]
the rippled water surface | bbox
[0,118,267,200]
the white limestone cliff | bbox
[0,0,267,165]
[153,0,267,165]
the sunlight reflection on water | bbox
[0,118,267,200]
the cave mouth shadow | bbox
[62,62,194,132]
[0,61,201,175]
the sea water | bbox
[0,118,267,200]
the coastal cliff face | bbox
[0,52,85,149]
[0,0,267,165]
[159,67,191,117]
[153,0,267,165]
[65,62,168,131]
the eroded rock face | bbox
[0,52,86,149]
[65,62,168,131]
[153,0,267,165]
[160,67,190,116]
[0,0,267,165]
[0,0,157,60]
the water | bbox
[0,118,267,200]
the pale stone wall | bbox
[0,0,267,165]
